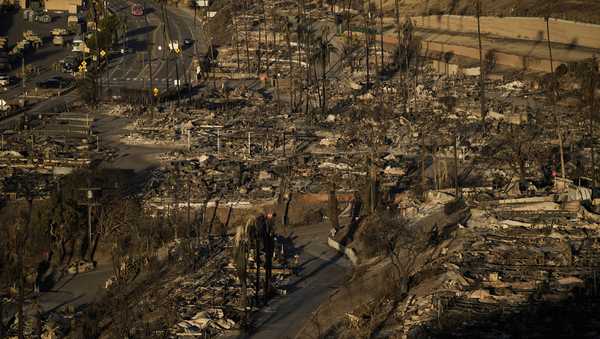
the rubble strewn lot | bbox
[306,189,600,338]
[2,0,600,338]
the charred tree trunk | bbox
[364,3,370,86]
[254,226,261,306]
[285,23,294,113]
[591,94,597,186]
[420,131,427,192]
[328,182,339,231]
[17,198,33,339]
[546,16,566,179]
[263,223,274,304]
[379,0,384,71]
[244,0,251,72]
[233,11,241,73]
[454,133,460,197]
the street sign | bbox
[153,87,159,96]
[100,49,106,57]
[81,60,87,66]
[168,41,179,52]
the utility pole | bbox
[91,0,101,100]
[379,0,384,71]
[79,185,101,260]
[161,4,181,104]
[161,3,170,92]
[144,0,154,105]
[364,1,371,86]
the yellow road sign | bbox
[100,50,106,57]
[152,88,159,97]
[175,47,181,54]
[81,60,87,67]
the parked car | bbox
[36,76,72,89]
[61,56,81,72]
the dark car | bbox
[183,38,193,46]
[62,57,81,73]
[37,76,72,89]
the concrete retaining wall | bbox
[413,15,600,50]
[421,40,555,73]
[371,32,557,73]
[327,237,359,266]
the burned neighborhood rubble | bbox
[2,0,600,338]
[310,183,600,338]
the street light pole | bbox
[79,186,101,261]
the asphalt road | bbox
[248,223,351,339]
[2,263,113,328]
[37,263,113,314]
[104,0,202,91]
[0,9,74,99]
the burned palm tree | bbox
[475,0,487,129]
[363,0,373,86]
[545,15,566,179]
[282,16,296,113]
[312,27,338,117]
[261,213,275,303]
[236,212,276,307]
[233,220,251,325]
